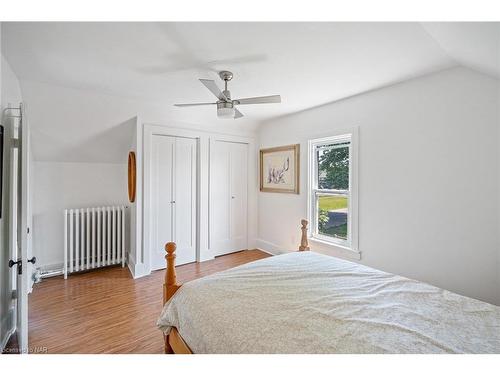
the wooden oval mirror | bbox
[128,151,136,203]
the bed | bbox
[157,220,500,354]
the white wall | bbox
[32,161,127,269]
[257,67,500,305]
[127,117,146,278]
[0,48,24,348]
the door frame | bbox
[6,103,31,353]
[4,107,20,352]
[208,137,251,256]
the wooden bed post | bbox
[163,242,182,354]
[163,242,181,305]
[299,219,310,251]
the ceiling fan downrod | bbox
[219,70,233,101]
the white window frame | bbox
[307,129,359,256]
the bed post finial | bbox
[299,219,310,251]
[164,242,180,305]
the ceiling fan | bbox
[174,71,281,119]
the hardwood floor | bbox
[28,250,270,354]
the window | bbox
[309,132,358,251]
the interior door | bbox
[173,137,197,266]
[211,140,231,254]
[211,140,248,256]
[150,135,174,271]
[229,142,248,251]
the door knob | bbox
[231,196,235,199]
[8,259,21,268]
[28,257,36,264]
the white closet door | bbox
[173,137,197,266]
[150,135,197,270]
[211,141,231,253]
[211,140,248,256]
[229,142,248,251]
[151,135,174,271]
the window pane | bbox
[317,195,348,241]
[316,142,349,190]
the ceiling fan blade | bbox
[174,102,215,107]
[199,79,228,101]
[234,108,244,119]
[234,95,281,105]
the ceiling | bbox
[422,22,500,79]
[1,22,499,162]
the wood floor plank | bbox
[28,250,270,354]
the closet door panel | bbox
[173,137,197,265]
[230,142,248,250]
[211,141,232,252]
[211,140,248,256]
[151,135,174,271]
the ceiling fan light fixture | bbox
[217,101,235,119]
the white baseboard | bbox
[255,239,288,255]
[37,261,64,272]
[199,247,215,262]
[28,278,34,294]
[0,307,16,352]
[127,260,135,278]
[127,257,149,279]
[127,252,136,278]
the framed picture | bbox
[260,144,300,194]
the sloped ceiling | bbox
[421,22,500,78]
[1,22,499,163]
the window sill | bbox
[309,237,361,261]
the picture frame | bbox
[260,144,300,194]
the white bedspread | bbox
[157,251,500,353]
